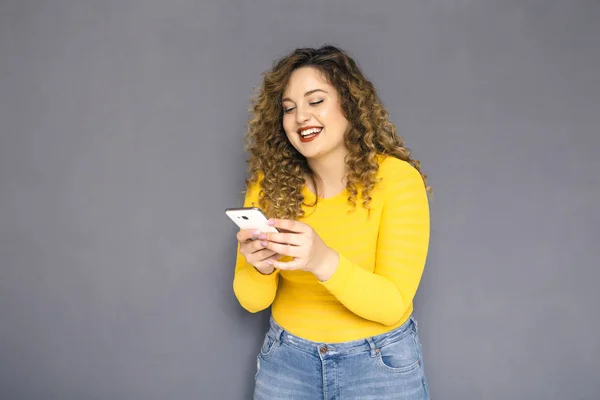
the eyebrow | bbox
[282,89,328,103]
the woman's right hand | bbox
[237,229,279,275]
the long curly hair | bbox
[244,45,430,219]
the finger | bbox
[244,248,277,264]
[255,249,278,260]
[267,219,308,234]
[264,253,282,261]
[237,229,261,243]
[259,232,303,246]
[245,239,272,254]
[261,241,300,258]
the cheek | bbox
[282,117,294,136]
[321,109,348,132]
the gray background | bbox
[1,0,599,399]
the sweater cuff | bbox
[319,253,353,293]
[246,264,280,284]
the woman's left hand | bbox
[257,219,339,281]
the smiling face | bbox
[281,67,350,162]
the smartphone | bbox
[225,207,279,233]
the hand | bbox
[237,229,281,275]
[257,219,339,281]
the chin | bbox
[302,152,324,162]
[296,146,320,159]
[290,143,315,159]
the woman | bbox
[232,45,431,399]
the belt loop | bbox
[274,323,285,344]
[411,315,418,331]
[365,337,377,357]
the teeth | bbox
[299,128,322,137]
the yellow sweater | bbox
[232,155,430,343]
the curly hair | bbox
[244,45,430,219]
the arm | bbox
[232,245,280,313]
[319,164,430,325]
[231,180,280,313]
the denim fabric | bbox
[254,316,429,400]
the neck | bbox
[306,148,349,198]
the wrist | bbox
[312,248,339,282]
[254,266,275,275]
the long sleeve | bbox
[232,178,280,313]
[320,163,430,326]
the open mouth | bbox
[297,127,323,143]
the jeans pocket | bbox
[259,333,278,359]
[375,329,422,373]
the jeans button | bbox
[319,345,328,354]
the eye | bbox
[309,99,324,106]
[283,105,296,114]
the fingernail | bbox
[260,241,267,247]
[252,229,260,236]
[258,234,266,240]
[265,260,273,266]
[267,219,275,226]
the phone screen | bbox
[225,207,279,233]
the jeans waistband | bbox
[267,315,417,357]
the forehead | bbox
[283,67,333,97]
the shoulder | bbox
[375,155,429,208]
[248,170,265,188]
[243,171,265,206]
[376,154,424,184]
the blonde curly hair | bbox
[244,45,429,219]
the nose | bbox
[295,107,311,124]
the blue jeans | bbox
[254,316,430,399]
